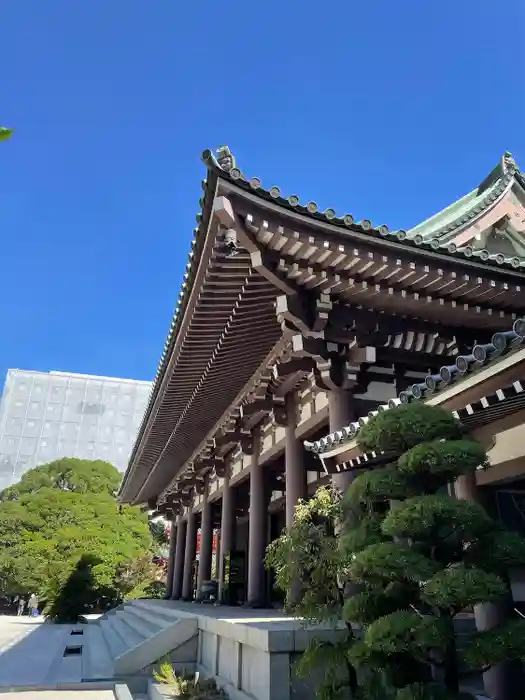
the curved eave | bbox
[119,166,221,502]
[119,146,525,503]
[407,153,525,257]
[202,149,525,272]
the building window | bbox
[78,401,105,416]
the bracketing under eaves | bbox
[119,147,525,508]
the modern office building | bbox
[0,369,152,490]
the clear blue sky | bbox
[1,1,524,384]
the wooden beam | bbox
[213,196,297,294]
[276,292,332,336]
[240,399,274,417]
[273,357,315,378]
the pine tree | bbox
[343,402,525,699]
[267,403,525,700]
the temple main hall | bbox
[118,147,525,612]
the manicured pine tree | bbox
[267,403,525,700]
[343,402,525,699]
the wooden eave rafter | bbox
[205,147,525,273]
[225,200,525,329]
[121,146,525,505]
[131,270,282,504]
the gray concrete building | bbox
[0,369,151,490]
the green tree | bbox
[345,403,525,698]
[0,127,14,141]
[149,518,169,549]
[0,458,152,612]
[267,404,525,700]
[266,486,363,700]
[114,552,158,599]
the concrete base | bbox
[140,600,347,700]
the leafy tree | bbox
[114,553,158,599]
[0,459,152,610]
[266,486,364,699]
[0,127,13,141]
[345,403,525,699]
[143,580,167,599]
[0,457,120,501]
[149,518,169,549]
[267,404,525,700]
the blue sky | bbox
[1,1,524,384]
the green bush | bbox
[266,404,525,699]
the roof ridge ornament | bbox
[503,151,518,172]
[216,145,237,174]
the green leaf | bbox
[398,439,488,484]
[349,542,438,584]
[344,467,410,509]
[364,610,449,655]
[339,513,385,555]
[357,404,462,454]
[463,618,525,669]
[343,582,415,624]
[381,494,493,542]
[265,486,345,622]
[421,564,507,610]
[464,528,525,571]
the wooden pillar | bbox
[328,390,356,493]
[165,521,177,599]
[455,472,524,700]
[181,508,197,601]
[213,529,220,580]
[171,517,186,600]
[247,430,268,607]
[196,487,213,599]
[285,393,307,529]
[218,467,235,603]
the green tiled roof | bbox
[408,153,523,244]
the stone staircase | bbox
[83,600,198,680]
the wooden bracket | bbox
[213,460,228,479]
[271,400,288,427]
[181,491,194,507]
[276,292,332,337]
[240,432,255,455]
[194,478,207,496]
[273,357,315,378]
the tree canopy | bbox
[267,404,525,700]
[0,127,14,141]
[0,458,152,605]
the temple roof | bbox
[204,148,525,271]
[304,317,525,456]
[407,152,525,262]
[119,147,525,505]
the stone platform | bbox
[140,600,347,700]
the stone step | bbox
[82,623,114,680]
[99,618,128,660]
[129,600,183,622]
[124,605,172,634]
[116,609,160,640]
[110,614,145,651]
[113,616,197,676]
